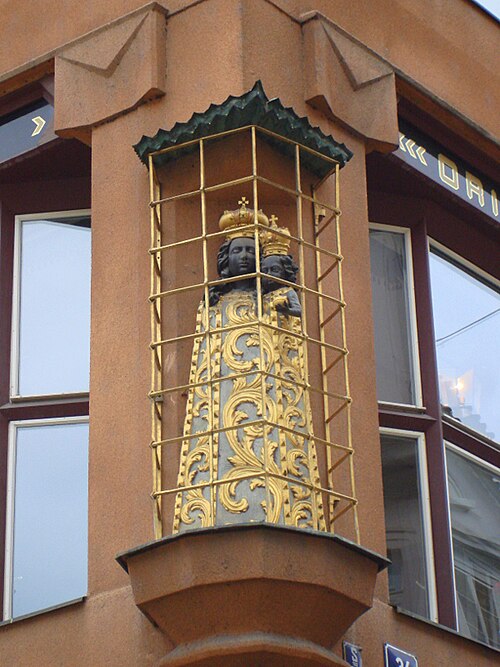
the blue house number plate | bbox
[384,643,418,667]
[343,641,362,666]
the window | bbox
[1,210,91,621]
[369,226,421,406]
[429,248,499,441]
[380,430,436,620]
[367,119,499,647]
[0,93,91,622]
[4,418,88,619]
[446,446,500,648]
[11,212,91,398]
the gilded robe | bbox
[173,287,325,532]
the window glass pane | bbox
[429,252,499,441]
[11,421,88,618]
[446,448,500,649]
[381,433,430,618]
[17,216,91,396]
[369,230,416,405]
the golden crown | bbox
[219,197,270,240]
[261,217,292,256]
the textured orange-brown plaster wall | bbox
[0,0,498,665]
[164,0,245,124]
[0,587,168,666]
[88,111,153,595]
[279,0,500,138]
[345,599,496,667]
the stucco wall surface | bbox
[1,0,499,138]
[0,1,498,666]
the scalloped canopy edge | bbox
[133,81,353,177]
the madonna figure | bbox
[261,224,325,531]
[173,201,324,533]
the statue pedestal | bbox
[117,524,388,666]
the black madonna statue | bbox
[173,200,325,533]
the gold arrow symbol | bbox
[416,145,428,165]
[405,139,417,158]
[31,116,46,137]
[399,133,407,151]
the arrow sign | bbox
[31,115,46,137]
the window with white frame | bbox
[380,429,436,620]
[11,212,91,398]
[369,226,421,407]
[367,127,499,649]
[1,211,91,621]
[5,418,89,619]
[0,93,91,624]
[445,446,500,649]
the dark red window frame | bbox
[0,83,91,617]
[367,120,500,631]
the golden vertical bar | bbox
[313,186,335,532]
[252,127,271,522]
[295,144,320,528]
[199,139,216,526]
[334,163,360,543]
[149,154,163,539]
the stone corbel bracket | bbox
[302,12,399,153]
[55,2,168,144]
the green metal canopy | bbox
[133,81,352,178]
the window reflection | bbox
[16,215,91,396]
[369,230,417,405]
[429,251,499,441]
[381,433,431,618]
[446,447,500,648]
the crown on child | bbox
[219,197,270,240]
[261,216,292,256]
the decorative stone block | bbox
[117,524,388,666]
[55,2,168,142]
[302,13,399,153]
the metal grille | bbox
[147,125,359,542]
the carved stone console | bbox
[117,524,387,666]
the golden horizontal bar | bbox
[150,281,205,301]
[152,318,264,350]
[156,470,354,503]
[151,186,201,205]
[150,175,339,216]
[316,215,336,237]
[331,500,358,524]
[149,125,253,159]
[325,402,350,424]
[254,174,340,214]
[149,367,261,398]
[151,418,266,448]
[152,343,350,399]
[151,174,257,206]
[148,124,340,169]
[205,174,254,194]
[319,308,341,329]
[149,234,203,254]
[323,355,344,375]
[149,223,342,263]
[318,261,337,283]
[152,416,353,454]
[328,451,352,472]
[255,125,340,167]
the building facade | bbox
[0,1,498,665]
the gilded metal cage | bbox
[146,123,359,542]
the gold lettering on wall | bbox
[466,171,485,207]
[491,190,498,217]
[438,153,460,190]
